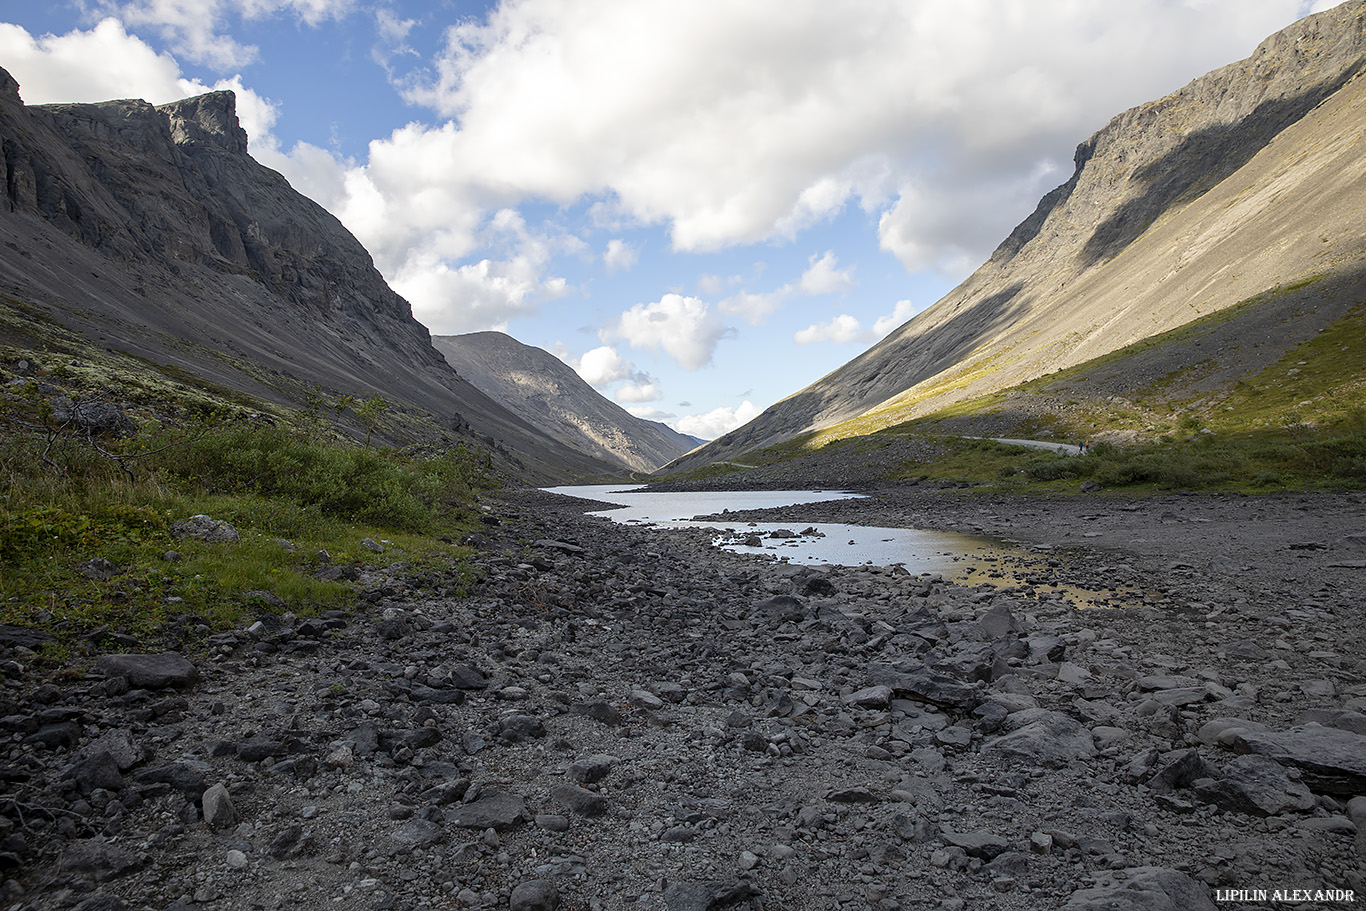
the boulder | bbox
[1062,867,1215,910]
[96,653,199,690]
[985,710,1096,767]
[1232,724,1366,796]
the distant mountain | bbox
[0,70,615,481]
[672,1,1366,470]
[433,331,697,473]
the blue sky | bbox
[0,1,1338,438]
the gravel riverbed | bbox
[2,485,1364,911]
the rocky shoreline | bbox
[2,486,1364,911]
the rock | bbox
[1195,717,1267,747]
[984,710,1096,767]
[570,701,622,726]
[78,558,121,581]
[1192,755,1315,816]
[509,879,560,911]
[663,880,762,911]
[96,653,199,689]
[870,666,981,711]
[361,537,385,553]
[842,685,893,708]
[941,830,1010,861]
[71,751,126,794]
[1232,724,1366,795]
[1062,866,1215,910]
[446,791,527,831]
[58,839,147,882]
[390,818,444,848]
[975,603,1020,639]
[202,783,238,830]
[169,515,240,543]
[551,783,608,817]
[132,762,208,800]
[567,754,617,784]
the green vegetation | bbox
[0,340,496,666]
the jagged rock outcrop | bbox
[674,2,1366,469]
[0,71,613,481]
[434,332,697,473]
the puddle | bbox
[543,484,1132,608]
[545,484,1000,574]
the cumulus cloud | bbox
[676,401,762,440]
[798,250,855,295]
[0,18,208,104]
[96,0,356,69]
[603,238,638,272]
[382,0,1307,271]
[718,250,853,324]
[794,314,867,346]
[0,20,283,156]
[873,299,919,337]
[794,298,921,346]
[558,345,663,403]
[603,294,731,370]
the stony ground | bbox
[2,484,1364,911]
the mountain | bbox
[0,69,616,481]
[672,1,1366,470]
[432,331,698,473]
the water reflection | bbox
[543,484,995,572]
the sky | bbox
[0,1,1344,439]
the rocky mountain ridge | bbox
[433,332,697,474]
[0,70,616,481]
[673,1,1366,470]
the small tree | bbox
[355,393,388,447]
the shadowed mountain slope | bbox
[433,332,697,473]
[0,69,614,481]
[672,1,1366,470]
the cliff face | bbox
[0,71,615,480]
[433,332,698,473]
[674,1,1366,469]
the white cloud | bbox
[717,289,788,325]
[559,344,662,403]
[614,378,662,403]
[873,299,919,337]
[0,18,208,105]
[97,0,357,69]
[794,314,868,346]
[718,250,854,324]
[676,401,762,440]
[794,297,921,345]
[798,250,855,295]
[383,0,1307,270]
[603,294,730,370]
[603,238,638,272]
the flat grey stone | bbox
[551,783,608,817]
[663,880,762,911]
[96,653,199,690]
[1193,755,1314,816]
[985,710,1096,767]
[445,791,527,831]
[58,840,147,882]
[1233,724,1366,796]
[1062,866,1214,910]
